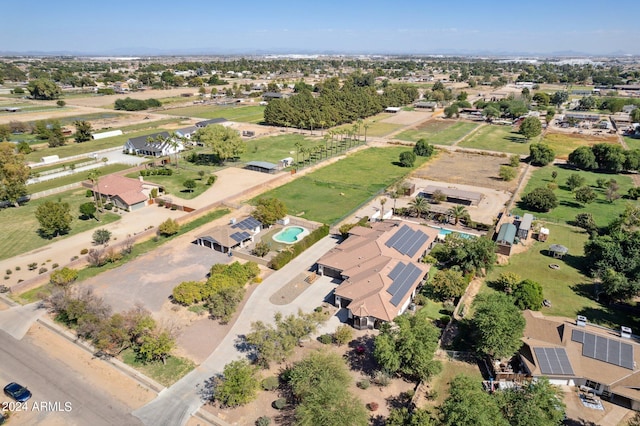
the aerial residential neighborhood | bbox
[1,2,640,426]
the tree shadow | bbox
[385,390,414,410]
[576,306,640,330]
[505,136,527,143]
[344,335,378,376]
[197,375,217,403]
[233,334,255,357]
[370,414,386,426]
[560,200,583,209]
[570,282,597,299]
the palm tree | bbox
[87,169,103,215]
[168,132,183,168]
[379,197,387,221]
[315,144,324,162]
[309,118,315,135]
[319,120,327,136]
[389,186,400,211]
[294,141,302,166]
[323,135,330,158]
[352,124,359,143]
[409,196,430,219]
[448,205,469,225]
[298,120,305,133]
[357,118,363,140]
[363,123,370,142]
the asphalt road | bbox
[0,330,141,426]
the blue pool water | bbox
[273,226,305,243]
[436,227,475,239]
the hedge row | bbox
[269,225,330,270]
[140,168,173,176]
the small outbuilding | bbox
[496,223,517,256]
[91,130,123,140]
[245,161,278,174]
[517,213,533,239]
[538,227,549,242]
[195,118,228,128]
[549,244,568,259]
[385,107,401,113]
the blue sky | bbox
[3,0,639,55]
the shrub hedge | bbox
[268,225,330,270]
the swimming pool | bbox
[273,226,310,244]
[432,226,476,240]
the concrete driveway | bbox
[87,242,230,314]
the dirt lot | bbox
[414,119,456,132]
[413,150,520,193]
[65,88,206,109]
[203,330,416,426]
[381,110,432,126]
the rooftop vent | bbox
[621,326,632,339]
[576,315,587,327]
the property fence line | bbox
[29,183,83,200]
[330,188,385,231]
[31,159,101,177]
[29,146,123,168]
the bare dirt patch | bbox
[414,150,519,192]
[25,322,156,409]
[381,110,432,125]
[415,119,456,132]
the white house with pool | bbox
[194,216,262,253]
[317,220,439,330]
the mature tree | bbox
[27,78,62,100]
[575,186,597,204]
[574,212,597,233]
[374,309,442,381]
[49,267,79,287]
[482,105,500,120]
[519,117,542,139]
[491,272,522,294]
[532,92,550,106]
[207,275,245,323]
[566,173,586,191]
[253,197,287,226]
[214,360,260,407]
[333,324,353,346]
[443,104,459,118]
[194,124,244,164]
[74,120,92,143]
[496,377,565,426]
[529,143,555,166]
[35,201,73,238]
[440,374,508,426]
[472,293,525,359]
[521,187,558,212]
[0,124,10,142]
[606,180,621,203]
[0,142,30,206]
[138,330,174,364]
[409,195,430,219]
[413,139,434,157]
[79,202,97,220]
[550,91,568,107]
[499,165,517,181]
[183,179,196,193]
[512,279,544,310]
[592,143,626,173]
[158,218,180,236]
[92,228,112,245]
[447,205,469,225]
[429,269,466,302]
[386,407,435,426]
[600,268,640,303]
[568,145,598,170]
[399,151,416,167]
[432,235,497,276]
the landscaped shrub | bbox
[5,269,11,275]
[367,402,379,411]
[273,398,287,410]
[80,248,89,255]
[256,416,271,426]
[51,263,59,268]
[15,266,20,271]
[261,376,279,391]
[318,334,333,344]
[28,262,38,271]
[357,379,370,390]
[38,267,48,274]
[269,225,330,270]
[372,370,391,387]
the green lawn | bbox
[24,129,170,163]
[428,359,483,406]
[512,164,634,227]
[254,147,430,224]
[333,113,404,138]
[458,125,535,154]
[127,166,216,200]
[121,348,195,387]
[541,133,609,159]
[396,121,478,145]
[0,189,120,261]
[241,134,316,164]
[160,104,265,123]
[28,164,132,194]
[483,223,636,329]
[624,136,640,151]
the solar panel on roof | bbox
[230,231,251,243]
[387,263,408,295]
[574,329,635,370]
[534,347,575,376]
[233,217,261,230]
[621,342,634,369]
[595,336,608,362]
[571,329,585,343]
[405,232,429,257]
[386,226,429,257]
[583,332,596,358]
[389,263,423,307]
[385,225,411,249]
[557,348,574,375]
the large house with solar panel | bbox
[123,131,185,157]
[317,220,439,330]
[519,310,640,410]
[194,216,262,253]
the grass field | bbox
[126,166,216,199]
[0,189,120,261]
[24,129,170,163]
[483,224,636,329]
[242,134,316,164]
[121,348,195,386]
[624,136,640,151]
[396,121,479,145]
[428,359,483,406]
[512,164,634,227]
[332,113,404,138]
[117,117,186,132]
[458,125,534,154]
[542,132,618,159]
[28,164,132,194]
[160,104,265,123]
[254,147,430,224]
[52,112,125,126]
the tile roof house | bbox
[520,310,640,410]
[317,221,438,329]
[123,132,185,157]
[194,216,262,253]
[83,175,163,211]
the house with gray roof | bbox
[123,132,184,157]
[496,222,517,255]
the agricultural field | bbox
[458,124,533,154]
[483,223,636,329]
[395,120,478,145]
[542,132,619,159]
[0,189,120,261]
[254,147,430,224]
[241,134,316,164]
[512,164,634,227]
[160,104,265,123]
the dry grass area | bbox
[542,130,620,159]
[413,150,520,192]
[381,110,432,125]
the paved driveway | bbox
[87,242,230,314]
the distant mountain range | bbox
[0,46,637,58]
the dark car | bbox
[3,382,32,402]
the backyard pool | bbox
[431,226,477,240]
[273,226,310,244]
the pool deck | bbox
[272,225,310,244]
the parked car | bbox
[3,382,32,402]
